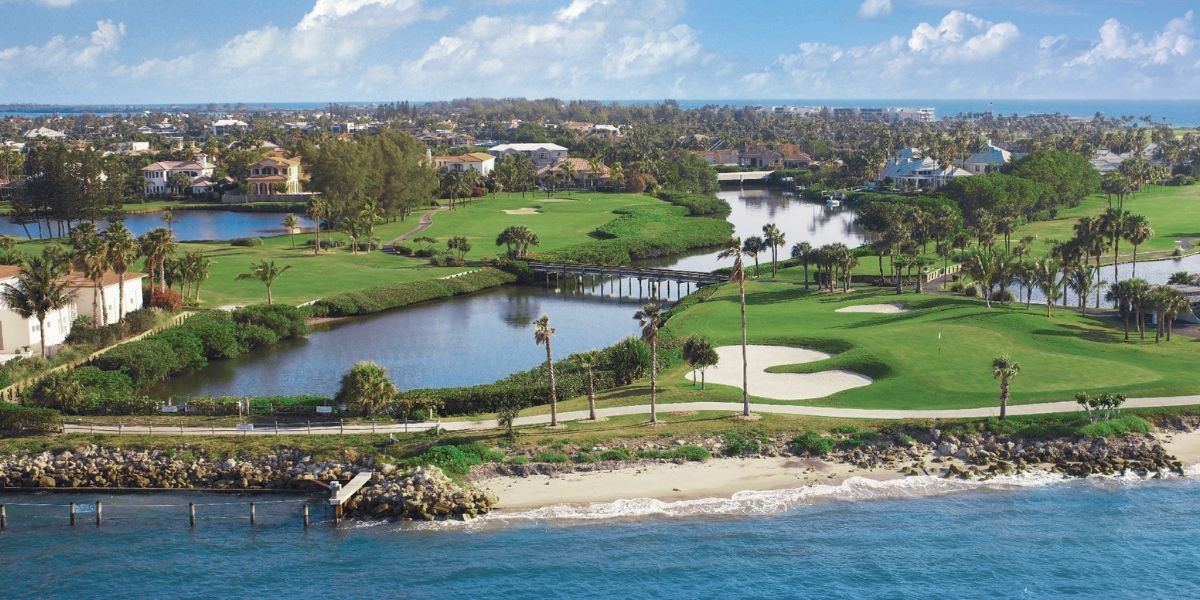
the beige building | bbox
[246,154,302,195]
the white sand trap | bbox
[539,198,576,203]
[835,303,907,314]
[502,207,541,215]
[690,345,872,401]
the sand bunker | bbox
[835,303,907,314]
[539,198,576,203]
[691,345,872,400]
[502,207,541,215]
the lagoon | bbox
[0,210,311,242]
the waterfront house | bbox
[140,154,216,196]
[879,148,971,190]
[782,150,814,169]
[431,152,495,176]
[694,149,740,166]
[246,154,302,195]
[488,143,568,168]
[739,146,782,169]
[60,271,149,327]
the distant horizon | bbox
[3,97,1198,107]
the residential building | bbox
[694,149,740,166]
[431,152,495,176]
[782,150,814,169]
[141,154,216,196]
[246,154,302,195]
[879,148,971,190]
[61,271,149,327]
[739,146,782,169]
[537,157,610,186]
[23,127,67,140]
[962,141,1014,174]
[488,143,569,167]
[112,141,151,155]
[211,119,249,136]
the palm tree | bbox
[1124,214,1153,278]
[533,315,559,427]
[991,355,1021,420]
[964,249,1000,308]
[282,213,300,249]
[1066,266,1100,315]
[762,223,784,277]
[790,242,812,289]
[105,222,138,322]
[682,336,718,389]
[334,361,398,416]
[138,227,174,291]
[1032,258,1064,317]
[307,197,327,255]
[183,250,211,303]
[742,236,764,277]
[1106,280,1136,340]
[1097,208,1127,284]
[160,209,174,233]
[1,256,72,357]
[717,239,752,417]
[74,236,111,325]
[235,260,291,305]
[577,350,602,421]
[634,303,665,425]
[1128,278,1151,340]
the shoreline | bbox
[481,428,1200,514]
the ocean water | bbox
[3,472,1199,598]
[6,99,1199,126]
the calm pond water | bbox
[155,284,653,399]
[650,187,864,272]
[3,210,311,242]
[1003,252,1200,309]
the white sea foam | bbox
[482,471,1072,525]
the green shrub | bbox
[673,445,710,461]
[791,432,835,456]
[574,451,600,463]
[93,338,180,388]
[422,442,505,475]
[235,324,279,351]
[830,425,861,435]
[508,455,530,465]
[123,308,162,333]
[534,450,569,464]
[180,311,240,359]
[315,269,516,317]
[233,304,307,339]
[599,449,630,461]
[149,329,208,370]
[229,237,262,247]
[0,402,60,433]
[723,431,765,456]
[655,190,731,217]
[1080,415,1152,437]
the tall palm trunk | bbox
[266,283,273,305]
[37,316,47,357]
[1132,244,1139,278]
[545,339,558,427]
[739,274,750,417]
[91,284,100,324]
[999,379,1009,420]
[586,366,596,421]
[98,284,108,325]
[117,277,125,322]
[648,340,657,425]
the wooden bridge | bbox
[526,261,726,300]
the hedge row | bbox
[313,268,516,317]
[0,401,60,433]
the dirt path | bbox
[382,209,439,254]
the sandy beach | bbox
[483,429,1200,512]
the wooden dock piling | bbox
[95,501,103,526]
[303,504,310,528]
[250,503,256,525]
[189,502,196,527]
[1,504,6,530]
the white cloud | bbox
[906,10,1019,62]
[1067,11,1195,66]
[0,19,124,73]
[858,0,892,19]
[375,0,705,97]
[0,0,78,7]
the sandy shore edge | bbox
[482,429,1200,512]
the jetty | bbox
[328,471,374,523]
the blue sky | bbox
[0,0,1196,103]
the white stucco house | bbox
[0,267,148,357]
[879,148,971,190]
[23,127,67,141]
[488,143,569,167]
[431,152,495,176]
[211,119,249,136]
[141,154,216,196]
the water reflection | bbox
[3,210,312,242]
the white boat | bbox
[825,196,841,207]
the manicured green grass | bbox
[1015,184,1200,259]
[654,283,1200,410]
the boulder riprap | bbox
[344,466,497,521]
[0,446,495,522]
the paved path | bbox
[61,395,1200,436]
[381,209,439,254]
